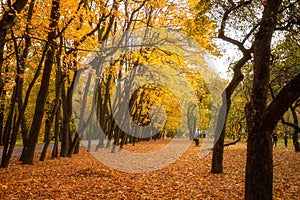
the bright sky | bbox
[209,38,243,79]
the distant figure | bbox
[284,135,288,148]
[273,133,278,147]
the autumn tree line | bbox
[0,0,300,199]
[0,0,216,165]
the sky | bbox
[209,38,243,79]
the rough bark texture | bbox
[245,1,282,199]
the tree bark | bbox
[22,0,60,164]
[290,106,300,152]
[245,1,282,199]
[0,0,29,96]
[52,103,61,159]
[0,92,5,146]
[211,45,251,174]
[1,84,18,167]
[246,72,300,198]
[1,29,29,167]
[40,98,60,161]
[60,80,71,157]
[210,0,252,174]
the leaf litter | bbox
[0,139,299,199]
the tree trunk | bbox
[111,127,121,153]
[0,0,29,96]
[119,131,127,150]
[211,93,227,173]
[210,0,252,174]
[51,35,63,159]
[52,103,60,159]
[1,30,26,168]
[291,106,300,152]
[74,138,80,154]
[60,81,71,157]
[1,85,18,168]
[0,92,6,145]
[211,52,250,173]
[245,1,282,199]
[22,0,60,164]
[68,133,80,156]
[60,67,78,157]
[40,98,60,161]
[40,119,51,161]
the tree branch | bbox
[281,120,300,132]
[262,72,300,131]
[224,138,240,147]
[278,0,300,13]
[218,0,253,55]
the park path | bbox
[0,140,97,157]
[0,143,56,157]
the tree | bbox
[22,0,61,164]
[0,0,218,167]
[210,0,253,174]
[0,0,29,97]
[0,0,30,166]
[270,33,300,152]
[206,0,300,198]
[245,0,300,199]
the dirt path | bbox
[0,143,56,157]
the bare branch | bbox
[262,72,300,130]
[224,138,240,147]
[242,22,260,44]
[218,0,253,54]
[281,120,300,132]
[278,0,300,13]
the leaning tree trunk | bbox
[0,0,29,158]
[1,85,18,168]
[211,47,251,173]
[22,0,60,164]
[0,0,29,96]
[40,98,59,161]
[52,103,61,159]
[211,93,228,173]
[210,0,252,174]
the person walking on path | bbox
[284,134,288,148]
[273,133,278,147]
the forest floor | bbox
[0,139,299,199]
